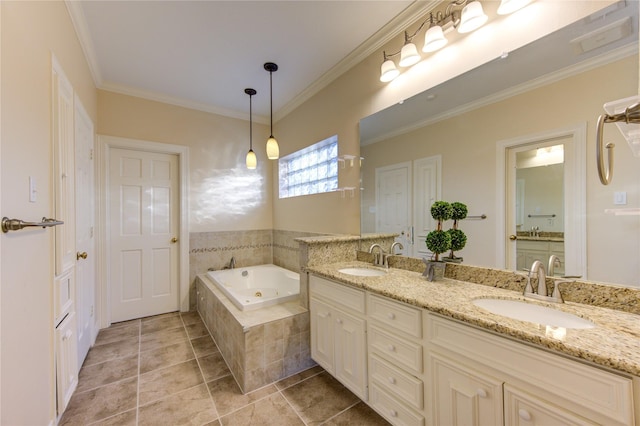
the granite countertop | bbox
[306,261,640,377]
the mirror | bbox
[360,1,639,287]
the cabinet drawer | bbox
[310,275,365,314]
[370,383,425,426]
[504,384,598,426]
[368,293,421,338]
[369,325,423,374]
[370,354,423,410]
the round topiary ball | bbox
[431,201,453,221]
[451,202,468,221]
[426,229,451,255]
[448,228,467,251]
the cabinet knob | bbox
[387,312,396,320]
[387,344,396,352]
[389,410,398,418]
[509,234,518,241]
[518,408,532,421]
[476,388,488,398]
[388,376,396,384]
[171,237,178,243]
[76,251,88,260]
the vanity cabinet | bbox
[309,275,367,400]
[428,314,634,426]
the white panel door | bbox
[375,162,411,254]
[75,97,95,366]
[413,156,441,258]
[109,148,179,322]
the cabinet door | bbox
[504,385,598,426]
[431,354,503,426]
[334,308,367,400]
[310,297,334,373]
[56,312,79,414]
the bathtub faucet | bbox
[224,256,236,269]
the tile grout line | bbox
[136,320,142,426]
[181,312,222,426]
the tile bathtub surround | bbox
[196,275,315,394]
[61,311,389,425]
[273,229,325,272]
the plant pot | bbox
[423,260,446,281]
[443,256,463,264]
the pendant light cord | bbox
[269,69,274,138]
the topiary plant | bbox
[426,201,453,261]
[446,202,468,261]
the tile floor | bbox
[60,311,390,425]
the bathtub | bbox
[206,264,300,311]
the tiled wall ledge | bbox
[356,251,640,316]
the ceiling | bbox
[67,0,418,123]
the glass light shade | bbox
[458,1,488,34]
[423,25,448,52]
[497,0,532,15]
[246,149,257,169]
[266,136,279,159]
[399,42,420,67]
[380,59,400,82]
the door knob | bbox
[77,252,88,260]
[509,235,518,241]
[171,237,178,243]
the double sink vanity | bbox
[305,260,640,426]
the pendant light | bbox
[264,62,280,160]
[245,88,257,169]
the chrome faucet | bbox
[390,241,404,255]
[368,244,386,267]
[548,255,561,277]
[224,256,236,269]
[524,260,563,303]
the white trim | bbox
[496,123,587,279]
[96,135,189,328]
[65,1,102,87]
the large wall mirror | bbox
[360,1,639,287]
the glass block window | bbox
[279,135,338,199]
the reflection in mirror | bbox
[360,2,639,287]
[514,144,565,275]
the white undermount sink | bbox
[338,267,387,277]
[472,298,595,329]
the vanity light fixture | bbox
[264,62,280,160]
[245,88,257,170]
[379,0,533,82]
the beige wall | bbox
[98,90,273,233]
[361,56,639,286]
[1,1,97,424]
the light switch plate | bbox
[614,191,627,205]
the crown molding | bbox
[275,1,438,121]
[65,0,102,86]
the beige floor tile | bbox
[88,409,137,426]
[140,311,180,323]
[139,359,204,405]
[323,401,391,425]
[207,375,278,416]
[140,326,188,352]
[140,340,195,374]
[59,377,137,425]
[185,321,209,339]
[281,371,360,425]
[198,352,231,382]
[77,354,139,393]
[219,393,304,426]
[180,311,203,326]
[275,365,324,390]
[83,336,140,367]
[190,335,219,358]
[94,322,140,346]
[138,384,218,426]
[141,314,185,335]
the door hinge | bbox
[89,149,94,160]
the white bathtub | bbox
[206,264,300,311]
